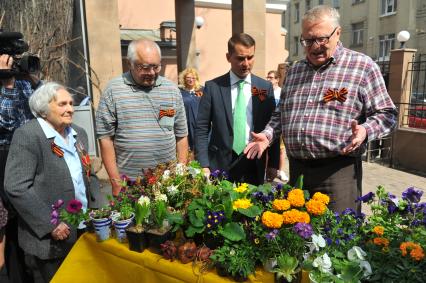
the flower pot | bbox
[263,258,277,272]
[91,217,112,242]
[126,229,148,253]
[232,272,248,282]
[146,228,175,253]
[215,263,230,277]
[113,214,134,243]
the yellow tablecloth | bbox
[52,232,308,283]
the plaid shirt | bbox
[0,80,34,145]
[264,42,397,159]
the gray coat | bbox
[4,119,98,260]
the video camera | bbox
[0,31,40,79]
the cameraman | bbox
[0,54,35,283]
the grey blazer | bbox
[4,119,98,260]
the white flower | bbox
[188,166,201,177]
[167,185,178,195]
[312,253,332,274]
[347,246,366,262]
[162,170,170,180]
[138,196,150,206]
[359,260,372,277]
[311,234,326,251]
[156,193,168,202]
[175,163,186,175]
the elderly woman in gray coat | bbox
[4,82,97,282]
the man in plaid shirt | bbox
[245,5,397,213]
[0,54,35,282]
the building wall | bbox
[117,0,288,84]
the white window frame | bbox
[351,22,364,46]
[293,36,299,56]
[379,34,395,61]
[380,0,397,16]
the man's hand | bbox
[51,222,70,241]
[342,120,367,155]
[0,54,15,88]
[244,132,269,159]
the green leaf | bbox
[185,225,204,237]
[294,174,304,189]
[219,222,245,241]
[223,199,233,220]
[237,205,262,218]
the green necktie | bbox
[233,80,246,154]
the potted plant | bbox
[146,198,175,252]
[209,244,232,277]
[126,195,150,252]
[88,207,112,242]
[112,202,134,243]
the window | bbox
[293,36,299,56]
[352,0,364,4]
[319,0,324,5]
[333,0,340,8]
[381,0,397,15]
[306,0,311,11]
[379,34,395,60]
[295,3,300,23]
[351,22,364,46]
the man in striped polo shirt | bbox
[244,5,397,213]
[96,40,188,196]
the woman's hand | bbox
[51,222,70,241]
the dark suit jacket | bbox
[195,73,279,183]
[180,87,204,150]
[4,119,98,260]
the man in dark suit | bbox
[195,33,279,185]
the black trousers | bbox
[0,148,34,283]
[32,256,64,283]
[288,155,362,214]
[228,151,264,186]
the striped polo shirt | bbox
[96,72,188,178]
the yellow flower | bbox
[287,189,305,207]
[234,183,249,193]
[372,226,384,236]
[261,211,283,228]
[272,199,291,211]
[254,238,260,244]
[305,199,327,216]
[312,192,330,205]
[232,198,253,210]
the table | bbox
[52,233,309,283]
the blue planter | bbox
[113,214,134,243]
[91,217,112,242]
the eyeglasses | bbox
[133,63,161,72]
[266,76,276,80]
[300,27,338,47]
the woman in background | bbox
[178,68,204,151]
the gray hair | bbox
[303,5,340,28]
[127,39,162,63]
[29,82,67,118]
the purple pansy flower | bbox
[265,229,279,241]
[293,222,313,239]
[402,187,423,203]
[356,192,375,203]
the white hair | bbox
[127,39,162,63]
[29,82,66,118]
[303,5,340,28]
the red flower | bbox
[66,199,83,214]
[148,176,157,185]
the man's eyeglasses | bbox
[133,63,161,72]
[266,76,276,80]
[300,27,338,47]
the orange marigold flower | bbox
[373,237,389,247]
[261,211,283,229]
[282,209,310,224]
[296,211,311,224]
[312,192,330,205]
[400,242,424,261]
[305,199,327,216]
[272,199,291,211]
[287,189,305,207]
[372,226,384,236]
